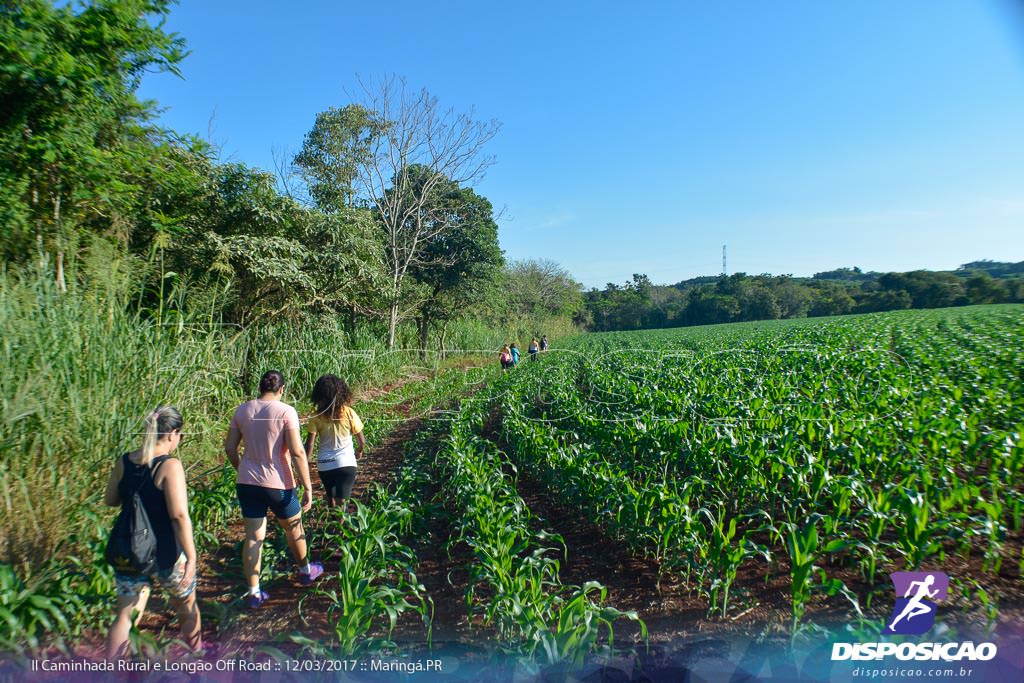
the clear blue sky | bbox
[138,1,1024,289]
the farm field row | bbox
[473,305,1023,632]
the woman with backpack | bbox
[104,406,201,659]
[304,374,366,508]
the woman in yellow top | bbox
[305,374,366,506]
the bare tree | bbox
[505,258,583,317]
[351,76,501,349]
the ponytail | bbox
[138,406,184,465]
[139,410,160,466]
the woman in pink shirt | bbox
[224,370,323,608]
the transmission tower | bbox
[722,244,727,276]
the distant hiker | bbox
[224,370,323,609]
[105,406,201,659]
[510,342,521,366]
[540,335,549,352]
[305,375,365,508]
[528,338,540,361]
[499,344,513,370]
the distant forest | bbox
[582,260,1024,332]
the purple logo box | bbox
[884,571,949,635]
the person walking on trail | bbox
[510,342,521,366]
[105,406,201,659]
[305,375,365,508]
[499,344,513,370]
[528,338,540,361]
[224,370,323,609]
[540,335,549,352]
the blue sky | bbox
[138,1,1024,289]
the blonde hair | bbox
[139,406,183,465]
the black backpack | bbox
[105,455,167,575]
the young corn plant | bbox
[303,499,431,655]
[973,495,1006,574]
[781,519,861,633]
[0,563,76,654]
[538,582,647,668]
[896,490,946,569]
[697,507,751,618]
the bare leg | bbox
[907,603,931,621]
[889,601,929,630]
[242,517,268,590]
[106,586,151,660]
[278,513,308,565]
[170,591,202,652]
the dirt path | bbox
[136,369,488,656]
[138,370,1024,658]
[155,383,773,657]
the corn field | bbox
[2,286,1021,661]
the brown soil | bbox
[479,409,1024,644]
[137,371,488,657]
[134,383,1024,660]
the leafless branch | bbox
[348,74,501,348]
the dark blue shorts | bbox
[236,484,301,520]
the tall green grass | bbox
[0,264,243,568]
[0,261,557,573]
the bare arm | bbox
[286,427,313,511]
[160,459,197,588]
[103,457,124,506]
[304,431,316,461]
[354,430,366,458]
[224,425,242,470]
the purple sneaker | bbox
[298,562,324,586]
[245,590,269,609]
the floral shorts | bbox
[115,553,197,600]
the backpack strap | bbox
[148,455,171,489]
[119,452,145,495]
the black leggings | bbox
[319,467,357,502]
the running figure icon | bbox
[888,575,938,631]
[884,571,948,635]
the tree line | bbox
[3,1,1018,345]
[583,264,1024,331]
[0,0,582,352]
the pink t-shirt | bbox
[230,399,300,490]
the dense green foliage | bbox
[0,1,577,352]
[584,265,1024,332]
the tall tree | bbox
[293,104,382,212]
[172,162,384,325]
[404,168,503,355]
[503,259,584,320]
[0,0,187,288]
[339,76,501,349]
